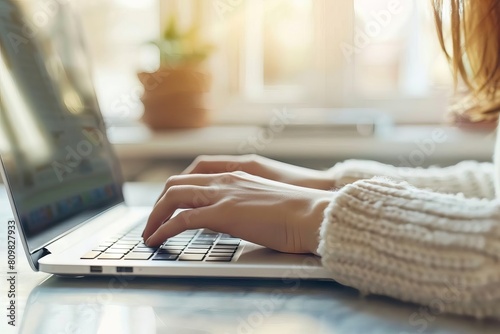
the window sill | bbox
[109,123,495,165]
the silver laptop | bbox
[0,0,329,279]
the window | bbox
[77,0,452,124]
[351,0,453,123]
[231,0,354,106]
[76,0,159,122]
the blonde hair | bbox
[433,0,500,122]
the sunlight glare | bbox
[0,50,52,164]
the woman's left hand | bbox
[142,171,334,254]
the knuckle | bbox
[164,185,181,197]
[189,156,207,171]
[242,155,261,170]
[232,170,247,177]
[245,159,259,171]
[219,171,246,183]
[221,196,238,207]
[178,210,198,229]
[225,159,243,172]
[165,175,180,188]
[177,211,190,226]
[216,172,235,184]
[244,154,259,161]
[195,155,210,164]
[205,185,222,199]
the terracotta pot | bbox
[138,67,212,130]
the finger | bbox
[146,206,227,246]
[183,160,228,174]
[143,185,217,240]
[182,155,247,175]
[153,173,220,206]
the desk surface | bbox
[1,183,498,334]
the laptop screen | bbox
[0,1,124,256]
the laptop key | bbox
[200,232,218,236]
[93,246,108,252]
[158,249,182,255]
[216,240,240,245]
[108,244,134,250]
[132,247,157,253]
[105,249,130,254]
[115,240,139,245]
[98,253,124,260]
[209,253,234,259]
[136,243,153,248]
[213,245,238,251]
[165,241,189,246]
[81,251,101,259]
[179,254,205,261]
[210,249,235,255]
[167,236,193,241]
[184,249,209,254]
[190,240,214,245]
[167,239,191,244]
[206,256,232,262]
[160,245,185,251]
[186,245,211,249]
[179,231,197,236]
[108,244,133,249]
[124,253,152,260]
[152,254,178,261]
[196,235,217,239]
[194,239,216,244]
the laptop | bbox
[0,0,329,279]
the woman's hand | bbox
[183,154,336,191]
[142,171,333,254]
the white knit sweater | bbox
[318,133,500,319]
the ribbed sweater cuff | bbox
[327,160,495,199]
[317,177,500,318]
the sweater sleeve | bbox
[329,160,495,199]
[318,177,500,319]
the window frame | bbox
[157,0,450,124]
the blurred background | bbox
[82,0,451,119]
[9,0,497,182]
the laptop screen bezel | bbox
[0,0,126,271]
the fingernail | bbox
[145,237,152,246]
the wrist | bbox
[296,171,336,191]
[303,194,333,254]
[313,170,337,190]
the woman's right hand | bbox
[143,171,332,254]
[182,154,336,190]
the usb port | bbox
[90,266,102,273]
[116,267,133,273]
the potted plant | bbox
[138,16,214,130]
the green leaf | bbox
[163,15,179,40]
[152,13,216,67]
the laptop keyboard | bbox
[80,226,241,262]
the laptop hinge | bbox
[32,248,51,271]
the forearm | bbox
[318,178,500,318]
[328,160,495,199]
